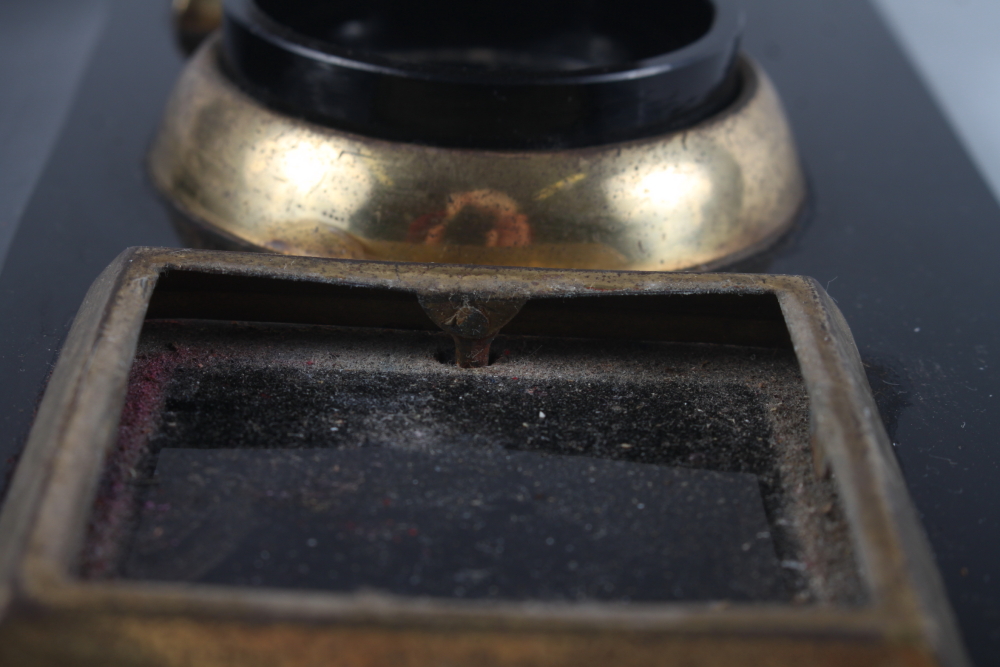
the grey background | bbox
[874,0,1000,204]
[0,0,109,270]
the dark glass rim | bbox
[222,0,746,149]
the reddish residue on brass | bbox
[406,190,533,247]
[79,341,196,578]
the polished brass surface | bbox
[0,248,967,666]
[150,39,805,271]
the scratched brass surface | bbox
[149,39,805,271]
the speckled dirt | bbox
[80,319,863,605]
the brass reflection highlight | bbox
[150,38,805,271]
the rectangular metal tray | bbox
[0,247,966,666]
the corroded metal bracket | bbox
[418,295,526,367]
[0,248,968,667]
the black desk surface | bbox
[1,1,997,663]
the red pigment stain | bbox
[80,339,207,579]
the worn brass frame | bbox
[0,248,966,666]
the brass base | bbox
[150,38,805,271]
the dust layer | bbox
[80,320,864,605]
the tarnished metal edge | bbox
[0,247,967,666]
[0,249,152,609]
[777,283,969,667]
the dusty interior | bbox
[80,318,864,605]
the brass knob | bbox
[172,0,222,55]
